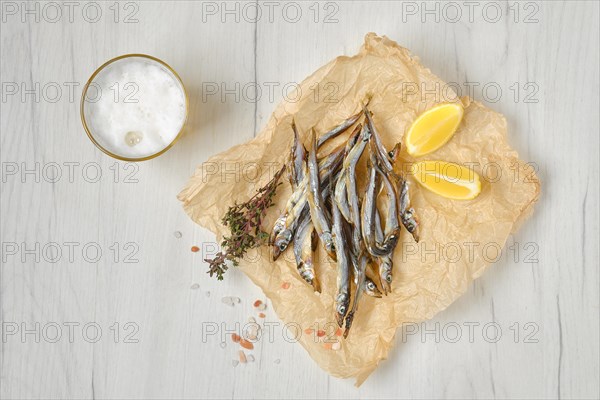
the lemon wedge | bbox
[412,160,481,200]
[405,103,464,156]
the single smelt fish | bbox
[363,105,395,174]
[342,124,372,337]
[333,124,362,222]
[344,123,371,233]
[316,109,363,148]
[346,123,364,152]
[398,177,420,242]
[332,200,351,327]
[334,170,351,221]
[373,151,401,253]
[290,119,307,187]
[307,129,336,261]
[293,212,320,292]
[270,214,288,248]
[361,143,400,257]
[361,146,390,257]
[344,252,368,338]
[273,206,308,261]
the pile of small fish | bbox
[270,103,419,337]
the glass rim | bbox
[80,53,189,162]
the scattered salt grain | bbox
[274,359,281,364]
[245,320,260,340]
[232,360,239,367]
[220,342,226,349]
[256,303,267,311]
[221,297,234,306]
[221,296,241,306]
[247,354,255,362]
[246,332,257,341]
[173,231,182,238]
[190,283,200,290]
[205,291,211,297]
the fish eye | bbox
[278,243,286,251]
[386,275,392,283]
[338,305,346,314]
[367,282,375,290]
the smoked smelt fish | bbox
[269,103,421,338]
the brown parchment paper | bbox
[178,33,540,386]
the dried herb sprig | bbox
[205,166,285,280]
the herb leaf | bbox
[204,166,285,280]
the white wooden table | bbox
[1,1,598,399]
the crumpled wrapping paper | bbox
[178,33,540,385]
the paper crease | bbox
[178,33,540,385]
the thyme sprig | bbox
[205,166,285,280]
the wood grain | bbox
[1,1,598,399]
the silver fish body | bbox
[293,213,320,292]
[307,130,336,260]
[333,124,362,222]
[334,171,351,222]
[361,147,386,257]
[332,201,351,327]
[373,157,401,253]
[398,177,420,242]
[374,212,393,295]
[363,105,395,174]
[344,124,371,233]
[316,110,362,148]
[290,120,307,187]
[343,252,368,338]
